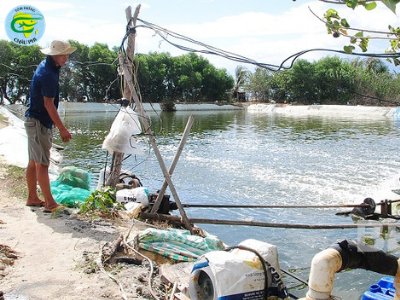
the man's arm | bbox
[43,96,71,142]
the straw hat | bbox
[41,40,77,56]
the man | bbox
[24,40,76,212]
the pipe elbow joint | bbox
[306,248,343,300]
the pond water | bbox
[55,106,400,299]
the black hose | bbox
[330,239,399,276]
[225,245,269,299]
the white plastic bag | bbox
[116,187,149,207]
[102,106,142,155]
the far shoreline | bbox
[3,102,400,119]
[56,102,400,119]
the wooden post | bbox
[381,200,388,218]
[114,5,193,233]
[150,115,195,213]
[106,5,141,187]
[106,151,124,187]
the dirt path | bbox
[0,164,166,300]
[0,111,192,300]
[0,116,140,299]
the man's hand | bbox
[59,127,72,143]
[43,96,72,143]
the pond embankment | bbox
[247,103,399,118]
[56,102,400,118]
[57,102,244,114]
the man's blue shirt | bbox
[25,56,61,129]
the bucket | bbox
[189,262,216,300]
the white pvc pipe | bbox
[303,248,343,300]
[299,248,400,300]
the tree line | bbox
[1,39,400,107]
[242,56,400,106]
[0,40,233,105]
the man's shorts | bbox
[24,117,53,166]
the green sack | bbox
[51,166,92,208]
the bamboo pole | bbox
[116,6,192,233]
[106,5,141,187]
[139,212,400,229]
[182,203,374,209]
[150,115,195,213]
[106,151,124,187]
[117,53,192,233]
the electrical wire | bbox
[123,230,160,300]
[128,18,400,73]
[278,48,400,70]
[134,19,283,71]
[112,15,400,178]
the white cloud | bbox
[25,1,74,11]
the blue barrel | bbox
[362,277,395,300]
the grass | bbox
[0,113,7,130]
[0,162,123,219]
[0,163,28,200]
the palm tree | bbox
[234,65,247,102]
[364,58,388,74]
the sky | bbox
[1,0,399,75]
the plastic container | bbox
[362,277,395,300]
[116,187,149,207]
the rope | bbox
[123,221,160,300]
[95,243,129,300]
